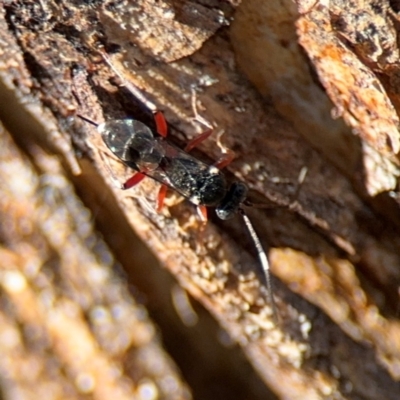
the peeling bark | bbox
[1,1,400,399]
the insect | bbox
[78,52,278,321]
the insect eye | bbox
[216,182,248,220]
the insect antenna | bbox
[77,114,99,127]
[239,208,278,323]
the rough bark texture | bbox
[1,1,400,399]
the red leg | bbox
[197,205,208,222]
[184,128,213,152]
[154,111,168,137]
[156,184,168,212]
[196,206,208,248]
[99,49,171,142]
[123,172,146,189]
[214,151,235,169]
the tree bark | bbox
[1,1,400,399]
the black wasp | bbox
[79,51,277,320]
